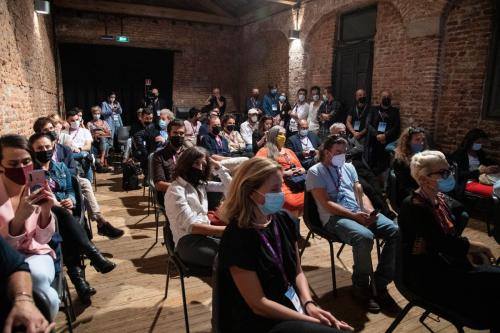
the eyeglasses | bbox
[409,126,425,135]
[428,165,455,179]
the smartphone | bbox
[29,170,49,192]
[370,209,380,217]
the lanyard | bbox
[300,137,310,150]
[70,128,80,140]
[326,165,342,195]
[257,221,289,288]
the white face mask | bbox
[250,115,258,123]
[331,153,346,167]
[298,95,305,102]
[312,95,320,102]
[299,129,308,137]
[70,120,80,129]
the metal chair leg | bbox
[155,209,159,243]
[180,274,190,333]
[329,241,337,296]
[376,238,382,261]
[63,276,75,333]
[164,260,171,299]
[299,231,312,257]
[147,188,151,216]
[336,243,346,258]
[385,302,414,333]
[419,310,431,324]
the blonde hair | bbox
[220,157,282,228]
[91,105,101,114]
[410,150,448,184]
[47,113,63,125]
[160,109,174,119]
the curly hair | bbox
[394,127,426,165]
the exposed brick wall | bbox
[436,0,499,161]
[0,0,58,136]
[55,10,240,114]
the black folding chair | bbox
[300,191,379,296]
[162,220,212,333]
[211,255,222,333]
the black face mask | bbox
[357,96,367,105]
[186,167,206,186]
[170,136,184,149]
[35,150,53,164]
[212,126,221,135]
[381,96,391,107]
[48,131,58,141]
[226,125,235,132]
[143,121,152,127]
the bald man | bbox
[346,89,370,144]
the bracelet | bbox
[303,300,317,314]
[12,292,34,303]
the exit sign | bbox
[116,36,129,43]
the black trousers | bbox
[268,321,345,333]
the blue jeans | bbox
[325,213,399,289]
[25,254,59,321]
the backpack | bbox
[122,160,142,191]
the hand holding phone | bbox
[29,170,49,192]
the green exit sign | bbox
[116,36,129,43]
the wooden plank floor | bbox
[55,172,499,333]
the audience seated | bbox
[164,147,231,268]
[285,119,320,170]
[198,109,220,142]
[87,106,113,172]
[64,108,94,182]
[256,126,305,215]
[252,115,273,155]
[364,91,401,180]
[1,236,55,332]
[218,157,353,333]
[0,134,59,321]
[245,88,262,114]
[157,109,175,142]
[29,133,116,304]
[184,107,202,148]
[306,135,399,313]
[318,86,344,140]
[47,113,73,147]
[307,86,322,134]
[288,88,309,137]
[451,128,499,199]
[152,119,186,205]
[100,91,124,140]
[346,89,370,144]
[239,108,259,152]
[33,117,123,239]
[130,108,161,173]
[220,114,253,157]
[399,150,499,330]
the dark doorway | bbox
[333,6,377,112]
[59,43,174,125]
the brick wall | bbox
[55,10,240,114]
[436,0,499,161]
[0,0,58,136]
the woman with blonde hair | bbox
[218,157,353,333]
[256,126,305,215]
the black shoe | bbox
[86,245,116,274]
[375,288,400,314]
[97,221,124,239]
[67,266,96,305]
[351,286,381,313]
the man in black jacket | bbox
[285,119,321,170]
[131,108,162,173]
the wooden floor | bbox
[55,172,499,333]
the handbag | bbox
[284,174,306,193]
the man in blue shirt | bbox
[262,83,280,118]
[306,135,399,313]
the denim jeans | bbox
[25,254,59,321]
[325,213,399,289]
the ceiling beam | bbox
[263,0,297,6]
[198,0,234,18]
[53,0,239,26]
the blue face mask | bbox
[257,191,285,215]
[472,143,482,151]
[159,119,167,130]
[279,95,286,102]
[411,143,424,154]
[271,89,278,95]
[437,175,456,193]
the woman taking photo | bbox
[399,150,500,330]
[29,133,116,304]
[0,134,59,320]
[164,146,231,268]
[256,126,305,215]
[252,116,274,155]
[218,157,353,333]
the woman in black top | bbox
[399,150,499,330]
[218,157,352,333]
[252,116,274,155]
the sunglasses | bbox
[428,165,455,179]
[409,126,425,135]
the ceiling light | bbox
[289,29,300,40]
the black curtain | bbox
[59,43,174,125]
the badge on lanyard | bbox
[113,114,119,121]
[353,120,361,131]
[272,104,278,111]
[156,110,161,117]
[285,285,304,313]
[377,121,387,133]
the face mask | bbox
[93,114,101,120]
[299,129,308,137]
[170,135,184,149]
[3,163,33,186]
[187,167,205,186]
[472,143,482,151]
[411,143,424,154]
[437,175,456,193]
[226,125,235,132]
[159,119,167,129]
[143,121,152,126]
[271,89,278,95]
[35,150,53,164]
[276,134,286,147]
[48,131,59,142]
[279,96,286,102]
[381,96,391,107]
[212,126,221,135]
[331,153,346,167]
[312,95,320,102]
[357,96,367,105]
[70,121,80,129]
[322,94,328,102]
[250,115,258,122]
[257,192,285,216]
[298,95,305,102]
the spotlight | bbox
[34,0,50,15]
[289,29,300,40]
